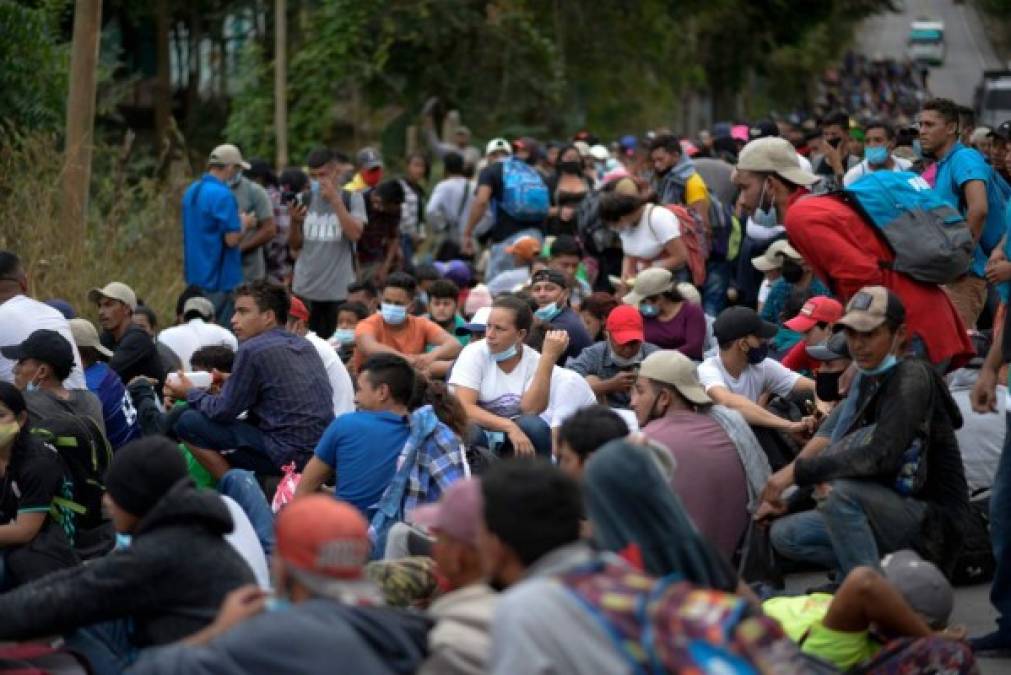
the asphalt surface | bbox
[856,0,1003,106]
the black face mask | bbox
[558,160,583,175]
[781,259,804,284]
[815,370,843,402]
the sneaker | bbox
[970,630,1011,655]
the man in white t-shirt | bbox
[157,296,239,370]
[287,297,355,417]
[0,251,86,388]
[697,306,815,435]
[842,121,913,187]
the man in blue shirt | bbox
[921,98,1005,328]
[166,281,334,478]
[296,354,413,520]
[181,144,248,325]
[69,317,141,450]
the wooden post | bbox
[274,0,289,169]
[154,0,171,148]
[61,0,103,251]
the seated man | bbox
[296,354,413,520]
[354,272,462,378]
[3,329,106,435]
[89,281,166,388]
[547,235,592,310]
[71,318,142,450]
[157,295,238,371]
[413,479,499,675]
[567,305,660,408]
[528,268,592,363]
[128,495,430,675]
[762,287,970,578]
[166,281,334,478]
[697,306,815,443]
[0,437,255,673]
[779,296,844,375]
[426,278,470,347]
[287,297,355,417]
[631,349,771,559]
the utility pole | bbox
[274,0,289,169]
[61,0,103,252]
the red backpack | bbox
[660,204,708,286]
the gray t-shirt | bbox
[26,389,107,437]
[293,189,368,302]
[232,177,274,282]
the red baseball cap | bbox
[784,296,844,333]
[606,305,645,345]
[289,296,310,322]
[275,495,369,579]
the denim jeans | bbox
[472,414,553,458]
[988,413,1011,634]
[702,259,731,317]
[201,289,234,328]
[486,228,543,281]
[770,478,927,576]
[174,410,280,475]
[217,469,275,557]
[65,619,138,675]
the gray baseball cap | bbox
[881,549,953,629]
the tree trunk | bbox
[60,0,102,256]
[274,0,288,168]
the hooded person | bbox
[130,495,432,675]
[582,439,742,595]
[0,436,255,674]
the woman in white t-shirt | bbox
[598,178,689,285]
[449,296,569,457]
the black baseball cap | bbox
[989,121,1011,141]
[0,329,74,372]
[530,268,568,289]
[806,331,850,362]
[713,306,777,343]
[749,120,780,140]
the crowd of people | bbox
[5,81,1011,674]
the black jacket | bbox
[102,325,167,390]
[0,480,255,646]
[795,358,970,573]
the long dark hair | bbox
[410,375,468,439]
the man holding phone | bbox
[813,111,859,192]
[567,305,660,409]
[289,147,368,339]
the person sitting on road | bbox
[555,406,631,481]
[761,287,970,580]
[89,281,167,389]
[778,296,844,375]
[286,297,355,417]
[621,268,706,359]
[165,281,334,479]
[156,296,238,371]
[528,268,592,363]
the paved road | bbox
[857,0,1003,105]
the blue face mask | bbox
[381,303,407,326]
[865,146,889,166]
[857,354,899,376]
[115,533,133,550]
[746,342,769,365]
[639,303,660,319]
[266,596,292,612]
[491,343,518,363]
[26,378,40,393]
[534,303,562,322]
[752,181,778,228]
[333,328,355,344]
[228,170,243,187]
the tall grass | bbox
[0,131,190,326]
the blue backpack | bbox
[500,158,549,222]
[843,171,973,285]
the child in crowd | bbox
[331,301,370,364]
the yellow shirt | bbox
[762,593,881,670]
[685,172,710,208]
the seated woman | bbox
[578,292,619,343]
[622,268,706,359]
[449,295,568,458]
[0,382,79,589]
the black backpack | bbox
[31,406,113,532]
[951,490,996,586]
